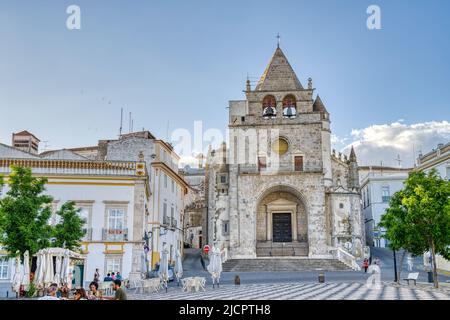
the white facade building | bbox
[417,142,450,275]
[360,166,412,247]
[0,154,150,295]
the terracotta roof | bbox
[13,130,40,141]
[313,95,328,114]
[255,47,303,91]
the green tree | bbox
[0,166,54,259]
[52,201,85,251]
[379,169,450,288]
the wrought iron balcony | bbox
[81,228,93,241]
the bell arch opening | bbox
[255,185,309,257]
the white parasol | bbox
[53,255,62,285]
[159,246,169,291]
[11,254,22,293]
[61,249,70,287]
[34,249,46,288]
[21,251,30,291]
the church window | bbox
[339,203,344,209]
[272,138,289,156]
[294,156,303,171]
[381,186,390,203]
[220,174,227,184]
[258,156,267,171]
[262,95,276,118]
[282,94,297,118]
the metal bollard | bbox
[318,272,325,283]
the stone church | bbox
[205,46,365,269]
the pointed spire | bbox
[255,47,303,91]
[349,146,357,162]
[313,95,329,114]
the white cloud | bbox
[332,121,450,167]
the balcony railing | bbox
[102,228,128,241]
[0,158,146,177]
[162,215,177,229]
[82,228,93,241]
[162,215,170,226]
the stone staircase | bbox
[256,241,308,257]
[222,258,351,272]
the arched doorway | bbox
[255,185,308,256]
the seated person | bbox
[39,283,59,300]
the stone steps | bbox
[256,242,309,257]
[222,258,351,272]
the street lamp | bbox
[393,248,398,282]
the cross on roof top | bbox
[276,33,281,48]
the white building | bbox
[180,164,206,249]
[417,142,450,275]
[359,166,412,247]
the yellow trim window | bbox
[272,138,289,155]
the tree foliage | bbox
[52,201,85,251]
[380,169,450,288]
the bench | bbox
[403,272,419,285]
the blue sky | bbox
[0,0,449,166]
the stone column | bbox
[291,210,297,241]
[129,180,145,281]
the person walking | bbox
[88,281,103,300]
[73,288,89,300]
[374,257,381,267]
[93,268,100,282]
[362,258,369,273]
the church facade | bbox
[205,47,365,265]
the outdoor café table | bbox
[143,278,161,293]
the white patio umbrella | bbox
[53,255,62,285]
[43,250,54,287]
[22,251,30,291]
[34,252,41,287]
[174,250,183,284]
[11,254,22,294]
[159,247,169,292]
[207,245,223,288]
